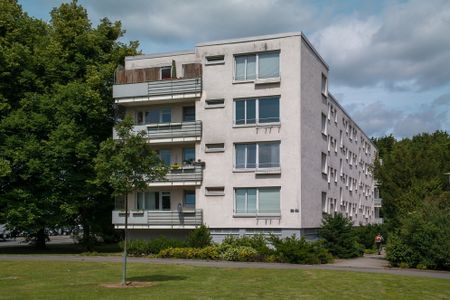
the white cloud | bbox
[312,0,450,90]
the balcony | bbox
[113,121,202,144]
[113,64,202,104]
[374,218,383,224]
[374,198,382,208]
[150,165,203,187]
[112,209,203,229]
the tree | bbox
[373,131,450,229]
[319,214,363,258]
[0,0,138,248]
[94,116,168,285]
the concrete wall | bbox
[114,33,378,238]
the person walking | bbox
[375,233,384,255]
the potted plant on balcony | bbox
[171,162,181,170]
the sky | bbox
[19,0,450,139]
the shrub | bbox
[158,246,220,260]
[385,193,450,270]
[268,235,332,264]
[319,214,363,258]
[121,237,185,256]
[221,246,259,262]
[187,224,212,248]
[221,234,273,257]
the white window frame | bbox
[135,191,171,211]
[234,51,280,81]
[234,96,280,126]
[160,66,172,80]
[234,187,281,216]
[234,142,280,170]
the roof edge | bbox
[125,50,195,61]
[328,93,376,149]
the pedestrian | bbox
[375,233,384,255]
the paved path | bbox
[1,254,449,279]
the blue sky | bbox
[19,0,450,138]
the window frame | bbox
[135,191,171,211]
[234,141,280,170]
[234,96,280,126]
[234,187,281,216]
[234,51,280,81]
[160,66,172,80]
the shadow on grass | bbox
[0,240,121,255]
[128,275,187,282]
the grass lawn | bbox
[0,261,449,300]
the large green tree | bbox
[0,0,138,248]
[373,131,450,229]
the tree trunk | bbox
[34,228,47,250]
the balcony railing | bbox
[112,209,203,228]
[113,121,202,143]
[158,165,203,185]
[374,218,383,224]
[113,78,202,100]
[374,198,382,207]
[113,64,202,101]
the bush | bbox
[187,224,212,248]
[221,246,259,262]
[268,235,332,264]
[319,214,363,258]
[385,193,450,270]
[121,237,185,256]
[158,246,220,260]
[221,234,273,257]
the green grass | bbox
[0,243,121,255]
[0,261,449,299]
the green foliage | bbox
[221,246,259,262]
[319,214,363,258]
[221,234,273,257]
[268,235,332,264]
[373,132,450,229]
[353,223,387,249]
[186,224,212,248]
[158,246,221,260]
[0,0,139,248]
[386,192,450,270]
[120,237,185,256]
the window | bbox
[160,66,172,80]
[321,74,328,96]
[234,51,279,81]
[322,192,327,213]
[205,98,225,109]
[235,187,280,215]
[136,108,171,125]
[235,142,280,169]
[235,96,280,125]
[321,153,328,174]
[321,113,327,135]
[182,106,195,122]
[205,55,225,65]
[183,190,195,208]
[205,143,225,153]
[183,147,195,164]
[135,191,170,210]
[205,186,225,196]
[159,149,171,165]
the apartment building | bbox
[111,32,381,241]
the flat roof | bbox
[125,50,195,61]
[197,32,328,70]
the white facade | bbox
[111,33,379,240]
